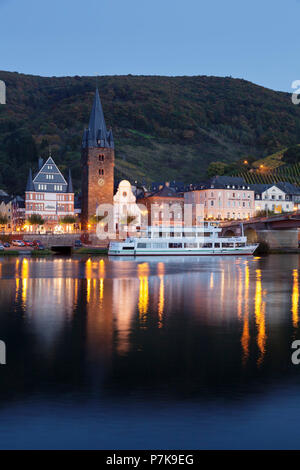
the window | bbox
[169,243,182,248]
[215,243,220,248]
[184,243,198,248]
[137,243,147,248]
[203,243,212,248]
[210,200,214,206]
[153,243,167,249]
[99,169,104,175]
[99,154,105,162]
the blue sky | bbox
[0,0,299,91]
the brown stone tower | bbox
[81,89,114,230]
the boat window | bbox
[122,246,134,250]
[203,243,213,248]
[222,243,234,248]
[152,243,168,248]
[214,243,220,248]
[184,243,198,248]
[137,243,147,248]
[236,243,245,247]
[169,243,182,248]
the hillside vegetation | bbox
[1,71,300,194]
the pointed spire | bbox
[67,168,73,193]
[26,168,34,191]
[82,89,114,149]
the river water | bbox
[0,254,300,449]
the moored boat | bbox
[108,223,258,256]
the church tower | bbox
[81,89,114,229]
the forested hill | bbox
[0,71,300,194]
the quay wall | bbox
[256,229,298,249]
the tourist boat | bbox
[108,223,259,256]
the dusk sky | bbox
[0,0,299,92]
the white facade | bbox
[113,180,142,228]
[255,185,294,214]
[25,191,75,220]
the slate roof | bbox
[209,176,249,189]
[249,184,271,194]
[150,181,186,193]
[82,89,114,149]
[147,185,183,198]
[26,168,34,191]
[250,182,300,195]
[67,169,73,193]
[32,157,68,193]
[275,181,300,195]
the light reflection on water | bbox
[0,254,300,449]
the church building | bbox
[81,89,115,230]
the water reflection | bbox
[0,255,299,396]
[292,269,299,329]
[255,269,266,366]
[138,262,149,320]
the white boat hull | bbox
[108,246,258,256]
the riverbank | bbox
[0,247,299,256]
[0,247,109,256]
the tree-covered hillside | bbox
[1,71,300,194]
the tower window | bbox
[99,169,104,175]
[99,155,105,162]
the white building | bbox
[253,184,294,214]
[25,156,75,231]
[113,180,142,230]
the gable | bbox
[33,157,67,192]
[262,185,285,197]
